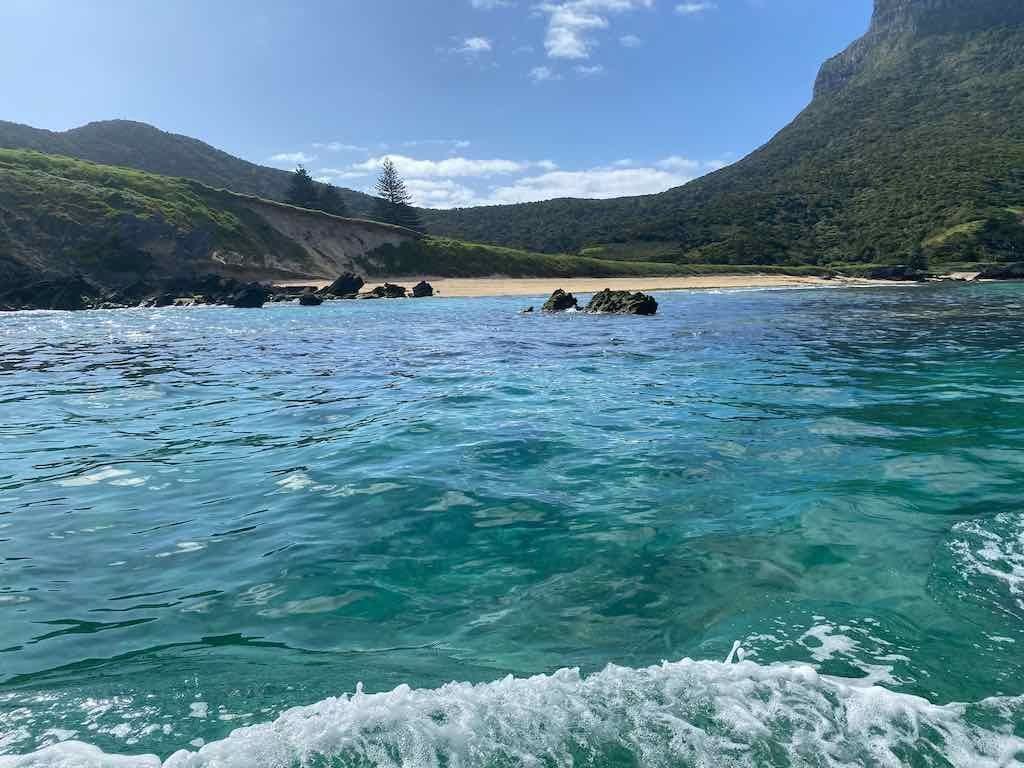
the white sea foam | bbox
[949,512,1024,615]
[1,658,1022,768]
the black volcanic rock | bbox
[863,266,929,281]
[978,262,1024,280]
[298,293,323,306]
[322,272,365,297]
[542,289,578,312]
[411,281,434,298]
[0,274,100,311]
[229,284,270,308]
[585,289,658,315]
[363,283,407,299]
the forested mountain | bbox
[3,0,1023,268]
[423,0,1024,266]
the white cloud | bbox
[313,141,368,153]
[350,154,537,178]
[483,165,693,204]
[529,65,560,81]
[675,2,717,15]
[402,139,472,150]
[538,0,653,60]
[574,64,605,76]
[619,34,643,47]
[267,152,316,166]
[405,178,482,208]
[471,0,513,7]
[657,155,701,172]
[454,36,493,54]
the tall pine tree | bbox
[286,166,319,209]
[374,159,421,230]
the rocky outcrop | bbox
[863,265,929,281]
[815,0,1024,97]
[411,281,434,298]
[0,274,100,311]
[229,284,271,308]
[977,262,1024,280]
[585,289,659,315]
[362,283,407,299]
[321,272,365,297]
[298,293,323,306]
[542,289,578,312]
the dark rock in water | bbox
[585,289,659,316]
[298,293,323,306]
[151,294,175,308]
[322,272,365,297]
[863,265,928,281]
[522,306,534,313]
[411,281,434,298]
[363,283,407,299]
[977,262,1024,280]
[542,289,578,312]
[0,274,100,311]
[230,284,270,308]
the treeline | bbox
[285,159,421,230]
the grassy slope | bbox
[421,19,1024,266]
[357,238,829,278]
[0,119,379,218]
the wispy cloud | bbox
[470,0,513,8]
[619,34,643,47]
[574,64,605,76]
[675,2,717,15]
[312,141,367,153]
[538,0,653,60]
[348,154,549,178]
[454,35,494,55]
[529,65,560,81]
[267,151,315,166]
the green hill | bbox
[0,150,727,287]
[422,0,1024,267]
[0,119,379,218]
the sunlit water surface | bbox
[1,284,1023,766]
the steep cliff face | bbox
[815,0,1024,97]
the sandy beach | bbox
[278,274,884,298]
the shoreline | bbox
[276,274,895,299]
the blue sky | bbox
[2,0,872,207]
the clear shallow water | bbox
[1,284,1023,766]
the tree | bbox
[286,166,319,209]
[318,184,347,217]
[374,158,421,230]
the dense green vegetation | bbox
[422,7,1024,267]
[0,149,312,280]
[357,238,830,279]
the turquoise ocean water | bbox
[1,284,1023,766]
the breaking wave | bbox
[2,657,1022,768]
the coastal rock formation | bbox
[229,284,271,308]
[585,289,659,316]
[363,283,407,299]
[978,263,1024,280]
[412,281,434,298]
[0,274,100,311]
[322,272,365,297]
[542,289,578,312]
[863,266,929,281]
[298,293,323,306]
